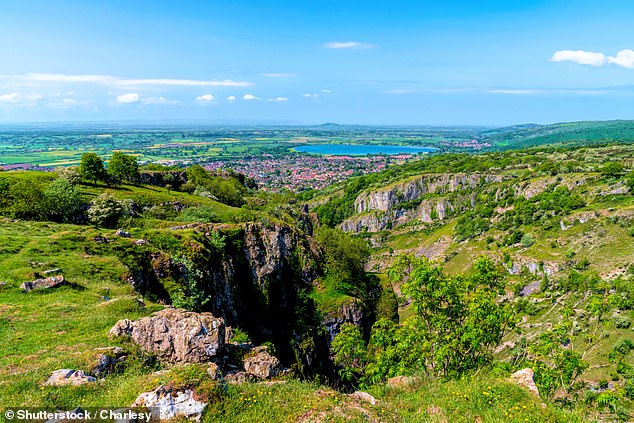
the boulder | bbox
[387,376,418,389]
[206,363,221,380]
[45,369,96,386]
[115,229,131,238]
[510,368,540,398]
[91,347,127,376]
[131,385,206,420]
[243,346,282,379]
[224,371,256,385]
[348,391,377,405]
[21,275,65,292]
[109,308,225,363]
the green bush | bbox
[177,206,220,223]
[614,315,632,329]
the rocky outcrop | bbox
[244,223,294,289]
[109,308,225,364]
[243,346,283,379]
[354,173,504,213]
[341,172,496,233]
[507,257,562,277]
[131,385,206,420]
[45,369,96,386]
[340,213,391,233]
[322,299,365,345]
[510,368,540,398]
[21,275,65,292]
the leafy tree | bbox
[362,256,513,382]
[601,162,624,178]
[331,323,369,383]
[87,193,126,228]
[80,153,106,186]
[55,166,81,185]
[398,256,512,377]
[108,151,140,184]
[7,179,46,220]
[523,323,589,399]
[185,165,248,207]
[315,227,371,298]
[44,178,82,222]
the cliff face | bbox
[354,173,504,213]
[322,299,365,346]
[128,221,334,377]
[341,173,504,234]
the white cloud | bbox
[321,89,332,94]
[243,94,260,100]
[258,73,296,78]
[62,98,76,105]
[18,73,252,87]
[608,49,634,69]
[143,96,179,105]
[226,95,236,101]
[0,92,19,103]
[0,92,43,105]
[196,94,215,102]
[550,50,607,66]
[323,41,372,49]
[117,93,139,103]
[303,93,319,98]
[267,97,288,102]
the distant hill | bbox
[482,120,634,149]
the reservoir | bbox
[294,144,437,156]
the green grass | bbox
[202,373,584,422]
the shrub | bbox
[44,178,82,222]
[520,233,535,248]
[613,315,632,329]
[87,193,128,228]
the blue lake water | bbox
[294,144,437,156]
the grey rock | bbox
[243,346,282,379]
[45,369,96,386]
[131,385,206,420]
[348,391,377,405]
[115,229,131,238]
[109,308,225,364]
[510,368,540,398]
[21,275,65,292]
[91,347,127,376]
[225,371,257,384]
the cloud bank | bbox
[323,41,371,49]
[16,73,252,87]
[551,49,634,69]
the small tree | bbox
[601,162,624,178]
[331,323,369,383]
[87,193,124,228]
[44,178,82,222]
[80,153,106,187]
[56,166,81,185]
[108,151,139,184]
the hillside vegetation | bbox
[1,144,633,422]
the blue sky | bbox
[1,0,634,125]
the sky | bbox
[1,0,634,125]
